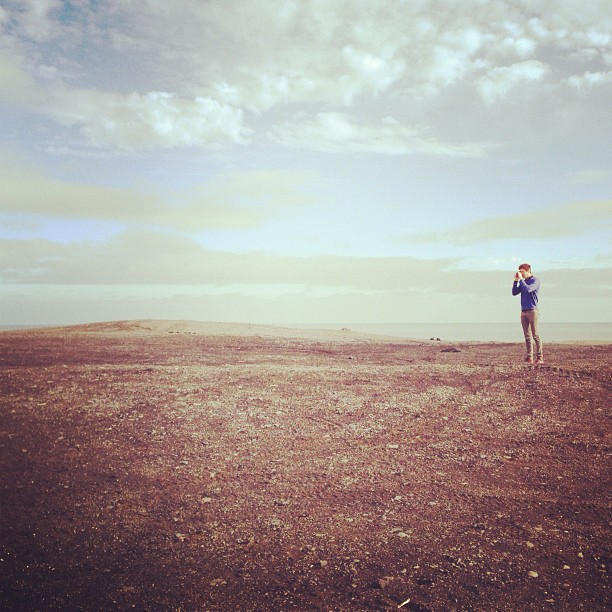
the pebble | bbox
[377,576,394,589]
[528,571,539,578]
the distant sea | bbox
[298,322,612,343]
[1,322,611,343]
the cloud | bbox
[3,233,610,319]
[0,45,250,150]
[0,48,46,106]
[566,71,612,89]
[6,0,63,42]
[477,60,551,105]
[3,1,611,154]
[0,152,314,229]
[269,112,493,157]
[567,169,611,185]
[0,229,454,286]
[0,151,160,219]
[42,87,253,150]
[413,201,612,245]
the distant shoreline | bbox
[1,320,611,344]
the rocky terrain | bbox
[1,320,610,611]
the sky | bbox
[0,0,611,327]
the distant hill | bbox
[15,319,409,343]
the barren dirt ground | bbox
[0,322,610,611]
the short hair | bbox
[518,263,531,272]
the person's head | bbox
[518,263,532,278]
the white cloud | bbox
[566,71,612,89]
[2,0,611,154]
[0,48,46,106]
[477,60,551,105]
[341,44,406,93]
[414,201,612,245]
[2,233,610,324]
[0,151,313,228]
[270,112,492,157]
[44,88,252,150]
[0,230,455,286]
[7,0,63,42]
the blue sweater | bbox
[512,276,540,310]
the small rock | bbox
[528,571,539,578]
[210,578,226,586]
[174,533,187,542]
[526,541,535,548]
[387,444,399,449]
[269,518,282,529]
[318,560,328,568]
[563,565,570,570]
[377,576,394,589]
[578,552,584,558]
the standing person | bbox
[512,263,543,364]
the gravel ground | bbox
[1,321,610,611]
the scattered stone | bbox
[210,578,226,586]
[376,576,394,589]
[174,533,187,542]
[243,535,256,551]
[528,571,539,578]
[387,443,399,449]
[526,541,535,548]
[563,565,571,570]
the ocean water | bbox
[299,322,612,343]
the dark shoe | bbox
[535,357,544,365]
[525,356,534,364]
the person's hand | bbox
[514,272,521,281]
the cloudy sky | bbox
[1,0,611,327]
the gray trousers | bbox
[521,309,543,358]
